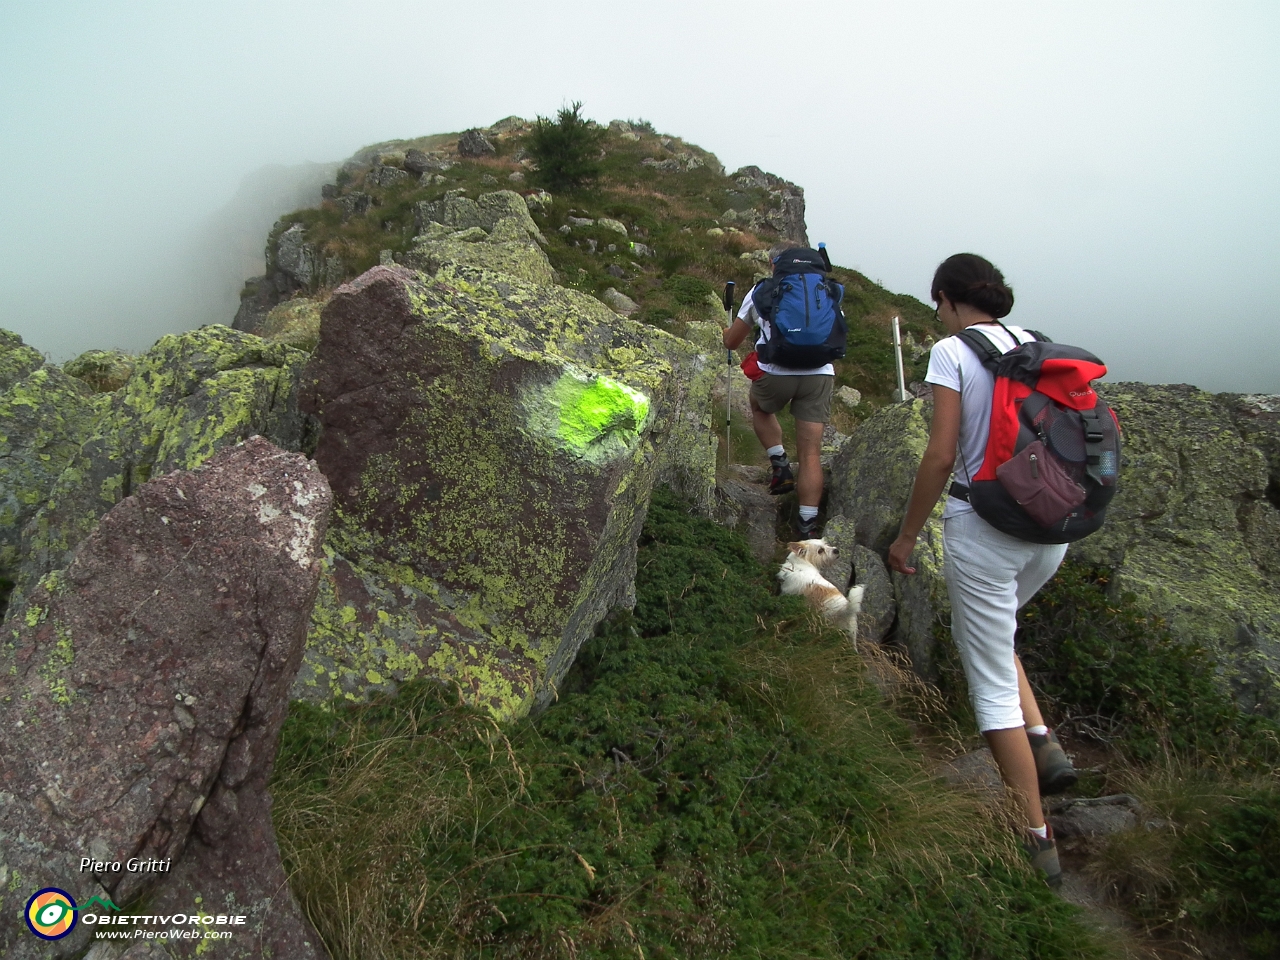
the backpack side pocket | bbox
[995,439,1087,528]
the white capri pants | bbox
[943,510,1068,732]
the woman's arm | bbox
[887,385,961,574]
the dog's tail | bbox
[845,585,866,649]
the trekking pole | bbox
[722,280,736,467]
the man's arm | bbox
[722,317,754,350]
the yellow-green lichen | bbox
[40,621,76,706]
[10,325,311,605]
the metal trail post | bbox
[892,315,907,402]
[722,280,736,467]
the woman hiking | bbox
[888,253,1078,887]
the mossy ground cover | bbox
[273,489,1104,960]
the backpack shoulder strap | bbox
[1024,329,1051,343]
[955,328,1004,371]
[750,276,782,321]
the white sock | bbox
[799,505,819,522]
[1027,725,1048,737]
[766,444,786,459]
[1029,824,1049,840]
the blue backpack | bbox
[751,247,847,369]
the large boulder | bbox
[0,331,104,614]
[12,326,315,609]
[1068,384,1280,712]
[827,398,948,676]
[827,385,1280,709]
[296,262,715,716]
[0,437,330,959]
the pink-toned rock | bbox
[0,437,330,959]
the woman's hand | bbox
[888,533,918,575]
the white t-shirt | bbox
[737,287,835,377]
[925,323,1037,519]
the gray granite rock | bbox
[457,128,495,157]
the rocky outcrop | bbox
[296,261,715,717]
[406,189,553,285]
[457,128,495,157]
[233,222,343,333]
[724,166,809,245]
[826,386,1280,709]
[827,398,948,676]
[0,437,330,959]
[1069,384,1280,712]
[12,327,315,610]
[0,332,103,615]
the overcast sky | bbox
[2,1,1276,392]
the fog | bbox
[2,1,1276,392]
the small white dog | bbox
[777,539,866,647]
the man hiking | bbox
[722,245,846,539]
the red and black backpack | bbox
[950,326,1121,544]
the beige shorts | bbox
[749,373,834,423]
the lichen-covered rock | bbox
[0,328,44,391]
[827,384,1280,706]
[1069,383,1280,712]
[260,296,326,351]
[297,264,715,716]
[13,326,315,607]
[827,398,948,676]
[603,287,639,316]
[0,437,330,959]
[413,189,547,243]
[62,349,136,393]
[407,189,554,285]
[0,331,104,612]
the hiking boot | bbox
[1028,728,1078,795]
[769,457,795,495]
[1025,825,1063,888]
[795,516,821,540]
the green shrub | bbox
[1183,785,1280,932]
[659,273,716,308]
[525,102,607,193]
[1016,562,1279,764]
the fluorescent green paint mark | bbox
[529,371,651,464]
